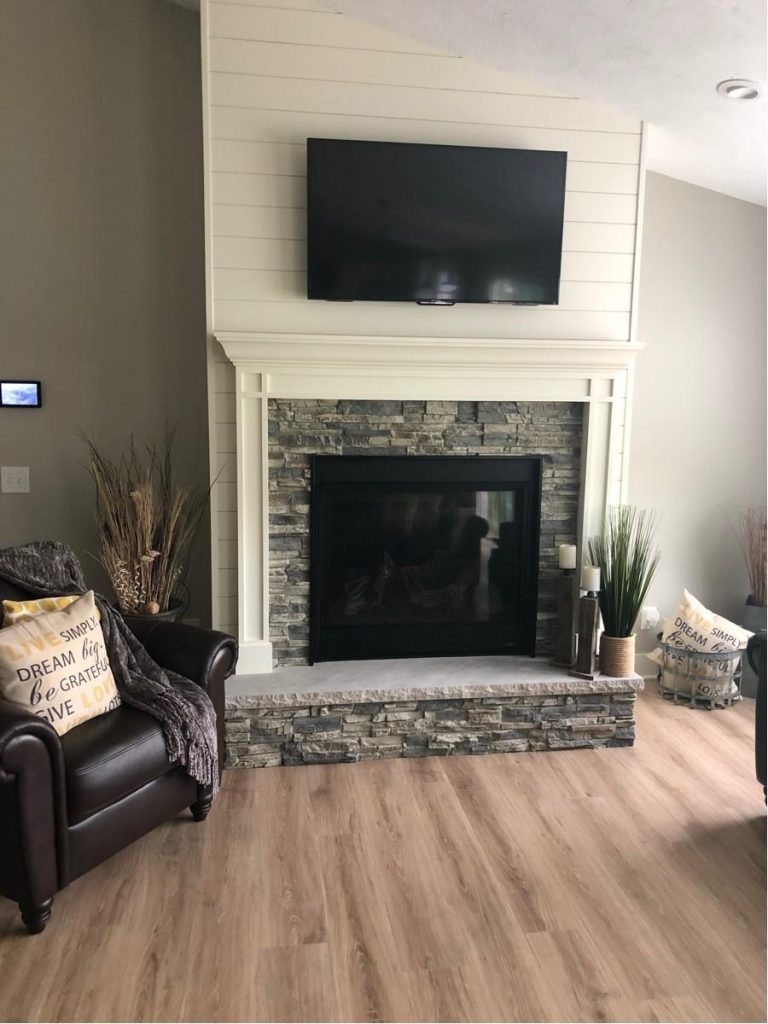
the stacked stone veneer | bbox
[225,690,637,767]
[269,399,583,666]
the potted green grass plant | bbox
[587,506,661,676]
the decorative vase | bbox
[600,634,636,677]
[743,596,767,632]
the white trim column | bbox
[235,370,273,673]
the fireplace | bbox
[310,455,541,662]
[214,334,633,676]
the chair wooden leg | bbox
[190,796,212,822]
[20,897,53,935]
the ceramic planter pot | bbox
[600,634,636,677]
[743,596,767,633]
[123,601,185,628]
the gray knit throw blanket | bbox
[0,541,218,795]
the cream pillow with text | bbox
[0,591,121,735]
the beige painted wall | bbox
[630,172,767,669]
[0,0,211,623]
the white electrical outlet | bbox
[1,466,30,493]
[639,606,660,630]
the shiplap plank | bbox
[212,360,236,391]
[218,539,238,572]
[215,456,238,486]
[216,421,237,454]
[208,37,572,97]
[213,203,305,238]
[217,509,238,541]
[216,481,238,511]
[218,567,238,598]
[566,162,638,194]
[218,595,237,624]
[209,4,451,55]
[210,72,640,135]
[213,235,306,269]
[564,192,636,224]
[212,237,634,284]
[561,251,634,283]
[212,204,640,248]
[211,107,642,164]
[214,390,236,421]
[213,268,632,311]
[210,0,342,11]
[211,140,639,195]
[212,171,304,207]
[212,139,304,175]
[212,208,639,254]
[213,298,631,341]
[212,172,636,225]
[562,222,636,253]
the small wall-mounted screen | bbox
[0,381,42,407]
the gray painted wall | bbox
[0,0,211,623]
[630,172,767,668]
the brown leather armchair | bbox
[0,582,237,934]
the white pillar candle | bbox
[582,566,601,592]
[558,544,577,569]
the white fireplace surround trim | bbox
[217,331,642,675]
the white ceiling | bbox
[336,0,767,206]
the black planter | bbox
[123,601,185,629]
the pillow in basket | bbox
[0,591,121,735]
[648,590,752,697]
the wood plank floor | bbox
[1,687,765,1023]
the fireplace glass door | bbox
[310,456,541,662]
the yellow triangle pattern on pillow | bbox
[3,595,99,626]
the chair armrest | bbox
[124,621,238,777]
[0,699,68,903]
[125,620,238,694]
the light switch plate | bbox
[1,466,30,493]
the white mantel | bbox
[216,331,641,675]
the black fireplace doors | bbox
[310,455,541,662]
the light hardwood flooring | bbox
[1,687,765,1023]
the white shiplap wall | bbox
[203,0,644,633]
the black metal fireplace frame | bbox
[309,454,542,663]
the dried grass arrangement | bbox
[85,431,210,615]
[737,506,767,608]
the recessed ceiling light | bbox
[717,78,760,100]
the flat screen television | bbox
[307,138,567,306]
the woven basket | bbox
[600,634,635,677]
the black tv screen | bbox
[307,139,567,305]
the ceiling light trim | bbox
[716,78,761,100]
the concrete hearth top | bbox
[226,655,644,709]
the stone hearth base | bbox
[224,657,641,767]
